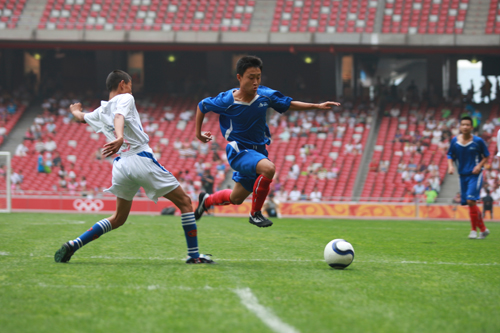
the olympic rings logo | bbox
[73,199,104,212]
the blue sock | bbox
[181,213,199,259]
[70,219,113,250]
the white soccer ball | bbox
[324,239,355,269]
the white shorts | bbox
[105,150,179,203]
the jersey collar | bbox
[232,90,260,106]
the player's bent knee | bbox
[258,161,276,179]
[231,197,245,205]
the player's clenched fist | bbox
[69,103,83,112]
[197,131,213,143]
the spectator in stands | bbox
[164,108,175,122]
[397,161,407,173]
[379,160,389,173]
[68,163,77,180]
[481,189,494,219]
[310,187,322,202]
[390,107,400,118]
[492,156,500,170]
[44,152,53,173]
[427,162,438,174]
[328,164,339,179]
[37,153,46,173]
[68,179,78,195]
[45,137,57,152]
[482,120,495,136]
[354,140,363,155]
[408,159,417,172]
[299,190,307,201]
[345,142,354,154]
[11,170,23,186]
[263,193,279,218]
[413,181,426,196]
[59,176,67,190]
[414,170,425,183]
[80,176,87,191]
[46,120,56,135]
[401,167,412,182]
[424,187,438,204]
[23,129,34,142]
[289,186,301,201]
[6,102,16,115]
[481,77,492,103]
[279,129,290,142]
[34,114,45,126]
[216,162,226,180]
[429,176,441,193]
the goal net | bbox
[0,152,11,213]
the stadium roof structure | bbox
[0,0,500,49]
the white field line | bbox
[0,282,218,291]
[7,254,500,266]
[234,288,300,333]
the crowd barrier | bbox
[1,194,499,220]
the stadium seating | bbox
[381,0,468,34]
[38,0,255,31]
[268,108,372,201]
[10,96,226,198]
[271,0,377,33]
[486,0,500,34]
[0,0,27,29]
[0,104,27,146]
[360,103,459,201]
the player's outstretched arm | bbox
[195,106,213,143]
[288,100,341,111]
[102,114,124,158]
[69,103,87,123]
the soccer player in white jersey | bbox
[54,70,214,264]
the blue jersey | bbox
[198,86,292,146]
[447,135,489,175]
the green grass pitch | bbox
[0,213,499,333]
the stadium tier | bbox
[0,104,26,146]
[10,96,227,198]
[268,106,372,200]
[382,0,469,34]
[271,0,377,33]
[361,103,458,201]
[486,0,500,33]
[38,0,255,31]
[0,0,27,29]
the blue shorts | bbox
[459,173,483,205]
[226,141,269,192]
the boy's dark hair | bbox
[460,116,473,125]
[106,70,131,92]
[236,56,263,76]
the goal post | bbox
[0,151,11,213]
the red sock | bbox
[469,205,478,231]
[204,189,233,208]
[251,175,273,215]
[475,205,487,232]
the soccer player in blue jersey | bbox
[447,116,490,239]
[54,70,214,264]
[194,56,340,227]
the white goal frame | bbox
[0,151,11,213]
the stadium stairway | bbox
[352,105,382,201]
[249,0,275,32]
[463,0,490,34]
[17,0,47,30]
[0,101,40,153]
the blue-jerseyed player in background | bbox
[193,55,340,227]
[447,116,490,239]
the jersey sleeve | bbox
[260,86,292,114]
[198,92,229,114]
[83,107,103,133]
[479,137,490,157]
[114,94,134,118]
[447,138,455,160]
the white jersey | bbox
[84,93,150,156]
